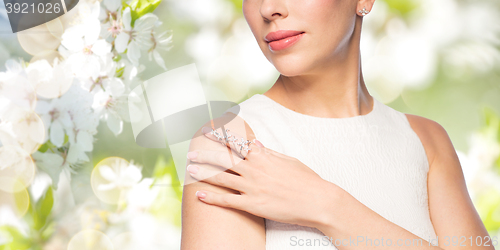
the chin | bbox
[269,55,314,77]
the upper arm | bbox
[181,112,266,250]
[405,114,493,249]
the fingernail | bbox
[202,126,212,134]
[196,191,206,199]
[187,151,198,160]
[253,139,264,148]
[187,164,199,174]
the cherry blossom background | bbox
[0,0,499,248]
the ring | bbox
[210,128,253,159]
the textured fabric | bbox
[225,93,437,250]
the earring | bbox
[358,7,370,16]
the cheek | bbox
[302,1,355,51]
[298,0,338,21]
[242,2,261,39]
[242,0,258,27]
[296,1,340,44]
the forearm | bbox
[314,181,444,249]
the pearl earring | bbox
[358,7,370,16]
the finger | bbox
[263,146,295,160]
[202,126,254,159]
[187,149,246,173]
[250,139,295,161]
[202,126,229,147]
[202,126,292,161]
[195,190,247,210]
[187,164,248,192]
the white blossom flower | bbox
[36,98,73,148]
[0,122,15,149]
[115,7,157,66]
[100,0,121,21]
[59,84,99,133]
[97,159,142,191]
[0,106,45,153]
[105,178,160,225]
[126,178,159,210]
[35,84,98,165]
[60,2,112,80]
[117,59,145,84]
[32,151,68,189]
[0,60,37,113]
[99,0,123,39]
[148,29,173,70]
[76,53,117,94]
[0,60,46,153]
[25,58,74,99]
[0,145,33,185]
[0,0,179,244]
[92,77,126,135]
[66,130,94,163]
[101,15,123,40]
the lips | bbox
[265,30,305,43]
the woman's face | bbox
[243,0,361,77]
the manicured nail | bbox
[187,151,198,160]
[202,126,212,134]
[187,164,199,174]
[253,139,264,148]
[196,191,206,199]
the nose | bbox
[260,0,288,22]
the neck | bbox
[263,19,373,119]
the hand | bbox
[185,126,341,229]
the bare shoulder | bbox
[181,111,265,249]
[404,113,456,169]
[405,114,493,246]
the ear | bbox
[356,0,376,17]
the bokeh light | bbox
[68,229,113,250]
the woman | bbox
[181,0,493,249]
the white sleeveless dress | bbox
[225,94,437,250]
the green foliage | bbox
[34,187,54,231]
[0,225,31,250]
[0,187,55,249]
[148,155,182,227]
[226,0,243,14]
[381,0,420,16]
[476,188,500,233]
[37,136,68,153]
[116,66,125,78]
[37,140,55,153]
[474,106,500,236]
[113,53,122,62]
[23,186,54,232]
[151,155,182,201]
[13,190,27,214]
[482,106,500,174]
[496,156,500,174]
[37,142,49,153]
[123,0,161,27]
[483,106,500,142]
